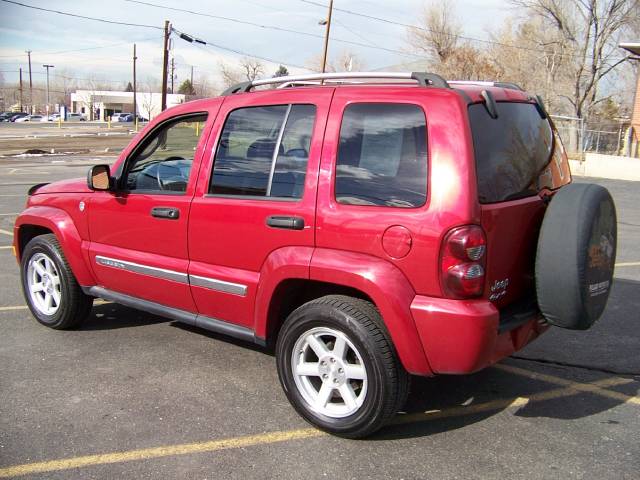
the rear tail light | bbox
[440,225,487,298]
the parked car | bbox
[0,111,15,122]
[67,113,86,122]
[8,112,29,122]
[15,114,44,122]
[119,113,147,123]
[13,72,617,438]
[111,112,132,122]
[42,113,60,122]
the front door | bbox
[88,111,212,312]
[188,89,333,328]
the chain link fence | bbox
[551,115,629,157]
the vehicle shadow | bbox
[80,302,169,330]
[373,278,640,440]
[79,279,639,441]
[170,321,268,354]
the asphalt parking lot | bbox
[0,153,638,479]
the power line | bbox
[0,37,162,59]
[124,0,425,60]
[172,27,311,70]
[299,0,627,61]
[0,70,132,85]
[0,0,162,29]
[332,18,382,49]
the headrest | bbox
[247,138,284,159]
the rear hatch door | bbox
[468,100,571,309]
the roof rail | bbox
[221,71,450,96]
[449,80,524,92]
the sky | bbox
[0,0,514,91]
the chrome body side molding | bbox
[189,274,248,296]
[94,255,248,296]
[95,255,188,284]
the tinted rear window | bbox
[469,102,553,203]
[336,103,427,208]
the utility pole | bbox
[161,20,171,111]
[43,64,54,116]
[133,43,137,122]
[190,65,194,89]
[19,68,23,111]
[170,56,175,94]
[320,0,334,74]
[26,50,32,112]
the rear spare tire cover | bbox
[535,183,617,330]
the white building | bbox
[70,90,187,121]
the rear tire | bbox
[21,234,93,329]
[276,295,409,438]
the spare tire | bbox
[535,183,617,330]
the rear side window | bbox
[210,104,316,198]
[469,102,555,203]
[336,103,427,208]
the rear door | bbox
[468,101,571,307]
[188,88,333,328]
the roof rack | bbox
[448,80,524,91]
[221,71,450,96]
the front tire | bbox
[21,234,93,329]
[276,295,409,438]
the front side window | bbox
[210,104,316,198]
[336,103,428,208]
[123,114,207,193]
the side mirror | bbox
[87,165,113,191]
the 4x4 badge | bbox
[489,278,509,301]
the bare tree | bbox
[487,17,572,113]
[219,58,264,88]
[407,0,461,63]
[512,0,636,121]
[219,61,242,88]
[140,83,157,121]
[305,50,366,73]
[0,72,5,111]
[240,57,264,81]
[405,0,497,80]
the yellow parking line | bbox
[615,261,640,267]
[0,305,27,312]
[0,300,110,312]
[495,363,640,405]
[0,228,13,237]
[395,375,632,425]
[0,428,325,478]
[0,245,14,250]
[0,375,635,478]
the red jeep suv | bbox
[14,72,617,437]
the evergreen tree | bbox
[178,79,196,95]
[273,65,289,77]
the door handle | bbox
[266,215,305,230]
[151,206,180,219]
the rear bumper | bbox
[411,295,548,375]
